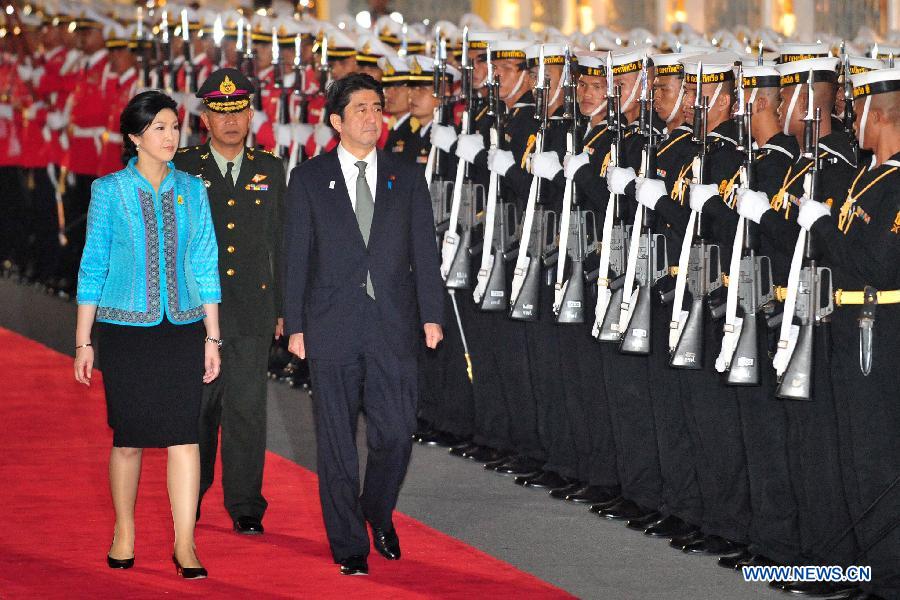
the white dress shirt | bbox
[336,143,377,211]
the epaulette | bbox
[177,145,199,154]
[257,148,280,159]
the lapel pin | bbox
[177,195,184,204]
[329,180,335,189]
[388,174,396,190]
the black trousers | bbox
[0,166,27,265]
[418,289,473,438]
[527,275,575,478]
[309,331,418,561]
[23,168,62,283]
[678,317,751,543]
[832,307,900,599]
[199,334,270,521]
[58,173,94,289]
[557,286,617,487]
[601,338,662,510]
[466,300,511,451]
[783,324,856,567]
[736,316,801,564]
[647,298,702,525]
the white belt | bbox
[70,125,106,154]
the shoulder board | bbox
[257,149,280,159]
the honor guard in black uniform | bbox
[741,56,861,589]
[175,68,285,535]
[799,66,900,600]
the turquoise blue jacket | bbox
[76,159,221,325]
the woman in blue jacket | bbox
[73,91,221,579]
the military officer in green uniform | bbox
[174,68,285,535]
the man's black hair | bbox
[324,73,385,128]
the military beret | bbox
[196,68,255,113]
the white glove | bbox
[563,152,590,179]
[532,151,563,180]
[0,104,13,120]
[431,124,458,153]
[736,189,771,224]
[313,122,334,147]
[292,123,314,145]
[17,64,33,82]
[275,124,293,148]
[251,110,269,134]
[487,148,515,176]
[455,133,485,163]
[46,111,68,130]
[636,177,667,210]
[689,183,718,213]
[797,197,831,231]
[606,165,637,195]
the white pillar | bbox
[685,0,705,33]
[656,0,668,35]
[519,0,532,31]
[591,0,609,28]
[792,0,815,40]
[889,0,900,32]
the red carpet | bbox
[0,328,571,599]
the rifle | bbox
[427,37,455,231]
[668,63,722,368]
[714,73,775,384]
[618,58,669,353]
[775,73,833,400]
[287,34,309,177]
[240,24,261,148]
[136,8,152,88]
[509,45,557,321]
[554,47,599,324]
[212,16,224,68]
[841,49,859,167]
[178,10,201,147]
[591,55,628,341]
[473,47,519,310]
[272,29,292,159]
[156,11,172,92]
[439,27,485,290]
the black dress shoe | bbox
[107,555,134,569]
[669,529,704,549]
[491,455,543,476]
[644,515,700,539]
[465,445,507,463]
[565,485,619,504]
[781,581,857,597]
[339,555,368,576]
[448,442,479,457]
[625,511,663,531]
[515,471,572,489]
[589,496,624,513]
[737,554,779,568]
[233,516,264,535]
[717,548,753,569]
[371,526,401,560]
[172,555,208,579]
[682,534,745,555]
[598,499,655,521]
[549,482,584,499]
[417,430,462,447]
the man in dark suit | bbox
[174,68,285,535]
[283,73,445,576]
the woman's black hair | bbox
[119,90,179,165]
[324,73,385,129]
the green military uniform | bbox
[174,67,286,529]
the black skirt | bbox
[97,317,205,448]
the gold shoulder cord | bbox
[837,166,898,234]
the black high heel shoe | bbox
[106,555,134,569]
[172,554,207,579]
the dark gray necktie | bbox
[225,161,235,188]
[355,160,375,299]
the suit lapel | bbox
[369,149,392,251]
[323,150,368,251]
[197,143,227,194]
[234,147,256,191]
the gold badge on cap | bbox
[409,58,423,75]
[219,75,237,95]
